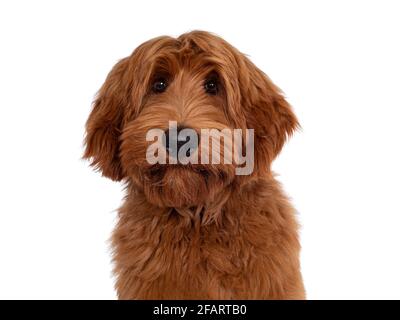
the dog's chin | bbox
[141,164,234,208]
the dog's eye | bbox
[204,79,218,95]
[152,78,168,93]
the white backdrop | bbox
[0,0,399,299]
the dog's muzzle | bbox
[163,126,199,158]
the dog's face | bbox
[84,31,298,208]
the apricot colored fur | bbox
[84,31,305,299]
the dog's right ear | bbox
[83,58,131,181]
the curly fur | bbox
[84,31,305,299]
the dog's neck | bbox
[127,174,277,228]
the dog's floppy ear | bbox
[238,58,299,167]
[83,58,131,181]
[83,37,174,180]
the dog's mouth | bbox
[141,163,234,208]
[145,163,232,184]
[146,164,210,180]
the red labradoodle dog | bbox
[84,31,305,299]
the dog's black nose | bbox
[163,126,199,157]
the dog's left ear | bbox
[239,58,299,166]
[83,58,131,181]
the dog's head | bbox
[84,31,298,208]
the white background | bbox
[0,0,399,299]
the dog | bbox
[84,31,305,299]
